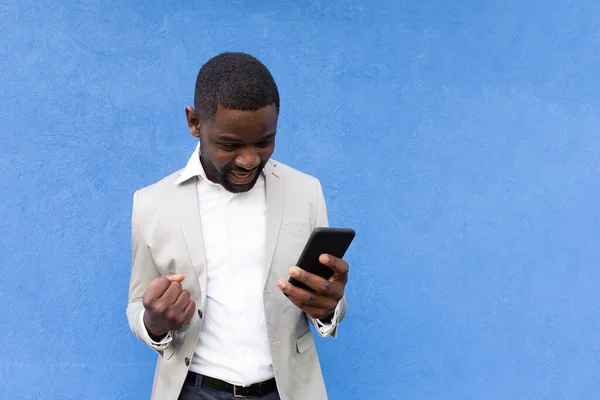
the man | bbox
[126,52,349,400]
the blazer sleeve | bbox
[126,190,174,355]
[309,179,347,337]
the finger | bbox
[173,289,191,313]
[319,254,349,282]
[288,266,339,297]
[144,276,173,302]
[160,280,183,303]
[277,279,338,310]
[182,300,196,324]
[145,274,185,302]
[283,293,333,319]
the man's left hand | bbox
[277,253,348,319]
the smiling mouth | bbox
[229,170,256,184]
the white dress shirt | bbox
[140,143,340,386]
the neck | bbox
[199,152,219,184]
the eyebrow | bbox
[217,132,276,143]
[257,133,276,142]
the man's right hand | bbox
[142,274,196,339]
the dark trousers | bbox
[178,374,281,400]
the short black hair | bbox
[193,52,280,120]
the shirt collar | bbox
[175,142,208,185]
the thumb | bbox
[164,273,185,283]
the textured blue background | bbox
[1,1,600,399]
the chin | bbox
[223,179,256,194]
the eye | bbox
[256,138,274,148]
[218,142,239,151]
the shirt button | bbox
[185,357,190,366]
[198,309,203,318]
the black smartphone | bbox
[288,227,356,292]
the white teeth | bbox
[231,171,253,181]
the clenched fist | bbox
[143,274,196,339]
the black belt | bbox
[185,371,277,398]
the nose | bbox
[235,148,260,171]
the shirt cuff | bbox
[139,310,173,350]
[313,301,341,337]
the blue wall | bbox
[1,1,600,399]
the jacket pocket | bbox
[296,330,315,353]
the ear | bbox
[185,106,201,139]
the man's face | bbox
[186,104,278,193]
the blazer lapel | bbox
[264,161,285,287]
[174,177,207,296]
[173,163,283,296]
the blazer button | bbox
[185,357,190,366]
[198,309,203,318]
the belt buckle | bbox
[233,385,252,398]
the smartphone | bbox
[288,227,356,292]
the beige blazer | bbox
[126,158,347,400]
